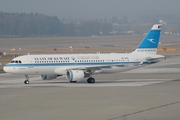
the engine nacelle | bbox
[66,70,85,82]
[40,75,58,80]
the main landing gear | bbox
[23,75,95,84]
[87,77,95,83]
[24,75,30,84]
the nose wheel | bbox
[24,80,30,84]
[24,75,30,84]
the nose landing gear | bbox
[24,75,30,84]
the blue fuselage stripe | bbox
[5,62,155,67]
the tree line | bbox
[0,12,112,37]
[1,12,180,37]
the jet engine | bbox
[40,75,58,80]
[66,70,85,82]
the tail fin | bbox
[132,24,162,54]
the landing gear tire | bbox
[87,77,95,83]
[24,80,29,84]
[70,81,77,83]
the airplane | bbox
[3,24,165,84]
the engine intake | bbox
[66,70,85,82]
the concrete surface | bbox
[0,57,180,120]
[0,35,180,120]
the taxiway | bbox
[0,57,180,120]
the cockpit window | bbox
[11,61,15,63]
[10,60,22,64]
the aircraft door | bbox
[133,55,138,61]
[133,55,139,65]
[27,56,39,74]
[27,56,34,68]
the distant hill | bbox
[0,12,64,37]
[0,12,180,37]
[0,12,112,37]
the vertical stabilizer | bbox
[132,24,162,54]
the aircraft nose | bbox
[3,66,9,73]
[3,65,19,74]
[3,66,14,73]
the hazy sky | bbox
[0,0,179,19]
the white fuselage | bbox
[4,52,151,75]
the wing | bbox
[54,63,142,75]
[68,64,135,74]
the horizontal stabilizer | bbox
[146,55,165,62]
